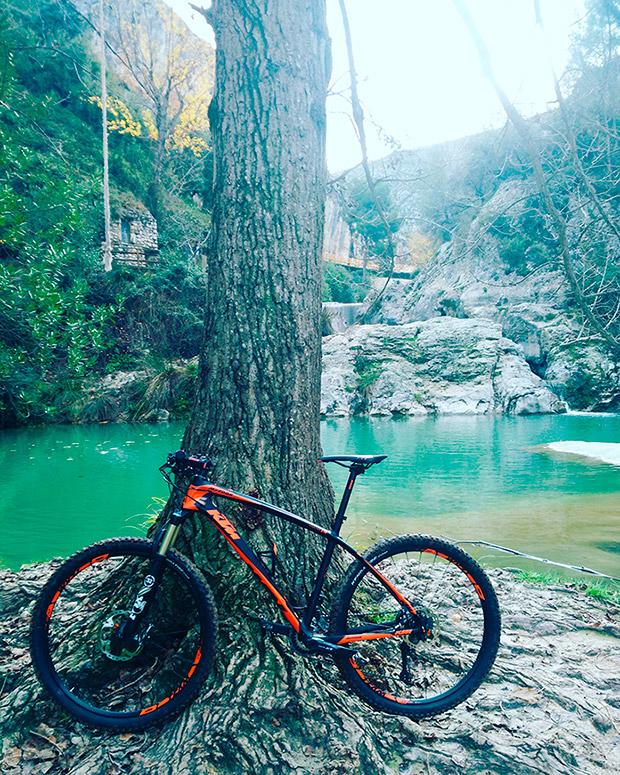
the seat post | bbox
[301,463,364,634]
[332,464,363,533]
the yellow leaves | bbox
[89,0,215,158]
[88,96,142,137]
[88,93,211,157]
[407,232,438,269]
[141,109,158,142]
[167,87,212,156]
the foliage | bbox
[0,0,213,427]
[0,1,114,425]
[129,360,198,420]
[322,263,369,303]
[98,261,208,362]
[344,178,401,271]
[407,232,438,269]
[487,199,555,274]
[561,365,609,410]
[514,568,620,605]
[102,0,214,215]
[353,353,384,391]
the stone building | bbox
[107,207,159,267]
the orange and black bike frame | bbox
[159,463,420,653]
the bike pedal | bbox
[259,618,290,636]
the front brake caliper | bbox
[100,612,147,661]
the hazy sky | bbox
[165,0,586,171]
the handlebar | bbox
[161,449,213,478]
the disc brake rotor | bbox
[99,611,145,661]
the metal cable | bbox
[452,539,620,583]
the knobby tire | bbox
[30,538,217,731]
[330,534,500,717]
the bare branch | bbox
[453,0,620,355]
[336,0,398,318]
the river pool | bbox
[1,414,619,577]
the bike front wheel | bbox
[330,534,500,718]
[30,538,217,730]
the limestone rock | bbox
[321,318,565,417]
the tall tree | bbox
[100,0,214,217]
[181,0,334,567]
[135,1,395,770]
[98,0,112,271]
[0,2,413,770]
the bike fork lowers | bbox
[110,511,184,656]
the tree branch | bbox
[337,0,398,320]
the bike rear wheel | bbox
[330,534,500,718]
[30,538,217,730]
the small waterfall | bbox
[322,302,363,333]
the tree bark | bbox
[179,0,336,601]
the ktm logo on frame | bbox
[207,509,241,540]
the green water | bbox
[0,423,184,569]
[1,415,620,577]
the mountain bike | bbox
[30,451,501,731]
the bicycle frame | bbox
[158,465,420,653]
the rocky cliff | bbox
[323,160,620,415]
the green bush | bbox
[323,263,369,303]
[0,0,211,426]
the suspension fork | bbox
[111,510,185,653]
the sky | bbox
[165,0,586,172]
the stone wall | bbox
[106,208,159,267]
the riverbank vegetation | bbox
[514,569,620,606]
[0,0,379,429]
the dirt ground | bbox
[1,562,619,775]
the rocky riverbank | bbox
[1,558,619,775]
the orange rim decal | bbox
[350,657,411,705]
[423,549,486,600]
[465,571,486,600]
[46,554,109,623]
[423,548,450,560]
[78,554,109,572]
[139,644,203,716]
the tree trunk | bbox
[178,0,336,597]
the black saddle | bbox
[319,454,387,470]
